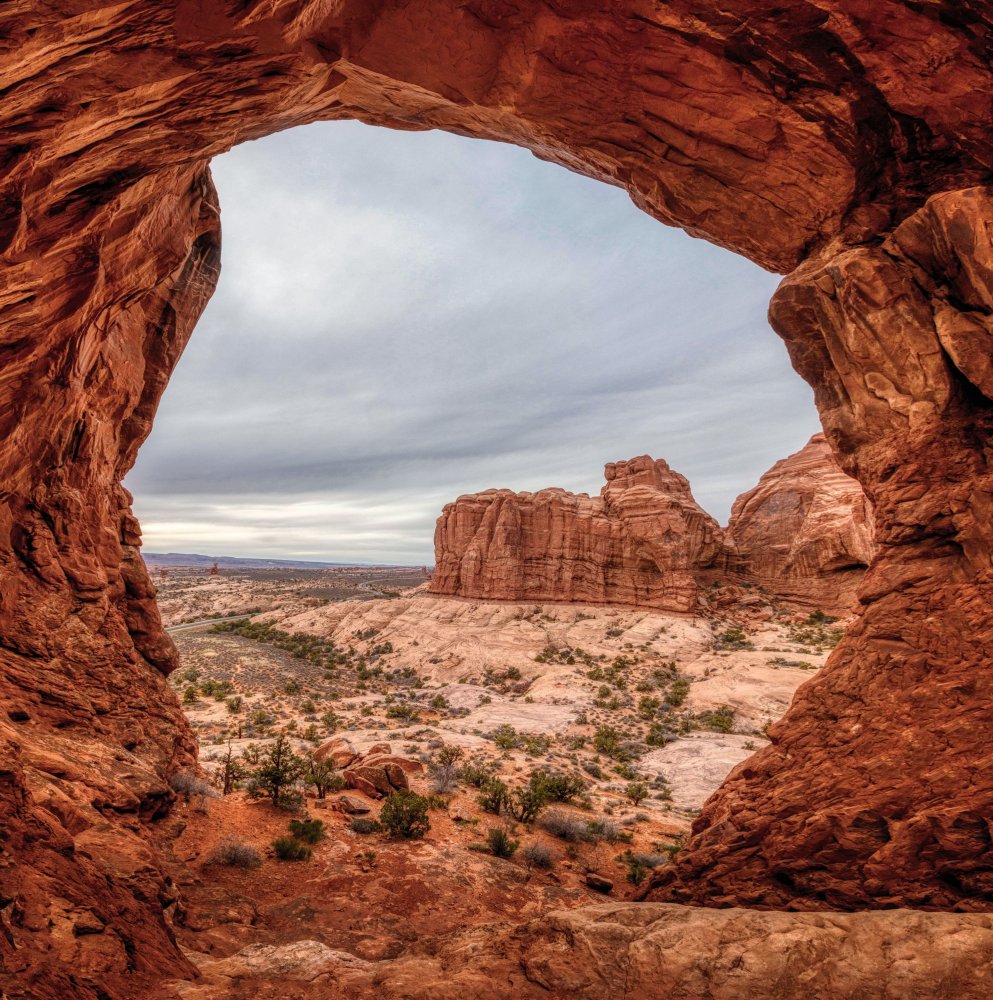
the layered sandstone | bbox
[431,437,873,615]
[430,456,724,613]
[2,3,993,996]
[726,433,876,613]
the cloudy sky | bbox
[126,121,821,565]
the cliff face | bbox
[431,456,724,613]
[726,433,876,614]
[3,2,993,994]
[431,437,873,616]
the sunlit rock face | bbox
[726,433,876,615]
[430,440,873,615]
[2,2,993,995]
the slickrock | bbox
[726,433,876,614]
[430,456,724,612]
[3,3,993,996]
[167,903,993,1000]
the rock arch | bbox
[2,2,992,994]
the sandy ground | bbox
[171,581,842,816]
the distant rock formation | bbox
[430,436,875,615]
[430,456,725,613]
[726,434,875,613]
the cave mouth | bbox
[125,120,819,568]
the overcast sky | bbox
[126,120,821,565]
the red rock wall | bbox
[430,456,725,612]
[430,442,873,615]
[725,433,876,614]
[646,187,993,910]
[2,3,993,994]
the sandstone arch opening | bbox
[4,6,993,997]
[126,120,817,567]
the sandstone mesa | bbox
[430,433,875,617]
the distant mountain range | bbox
[142,552,400,570]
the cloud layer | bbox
[126,121,821,564]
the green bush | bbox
[532,770,585,803]
[273,836,311,861]
[493,724,520,750]
[288,818,325,844]
[349,817,382,834]
[592,725,631,762]
[486,826,519,859]
[243,734,304,807]
[625,782,649,806]
[646,722,677,747]
[380,790,431,839]
[664,678,691,707]
[478,778,509,815]
[508,782,547,824]
[713,626,754,651]
[694,705,735,733]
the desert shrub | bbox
[630,850,668,869]
[532,770,585,803]
[664,678,691,707]
[349,817,383,834]
[713,626,754,651]
[486,826,519,859]
[646,722,677,747]
[243,734,304,807]
[429,694,448,711]
[460,759,496,787]
[586,817,619,844]
[276,788,306,812]
[618,849,650,885]
[429,763,459,795]
[288,818,325,844]
[207,838,261,869]
[182,684,199,705]
[592,725,631,762]
[637,696,661,720]
[225,695,243,714]
[303,756,339,799]
[273,836,311,861]
[248,707,275,729]
[539,808,589,842]
[694,705,735,734]
[380,790,431,839]
[477,778,509,815]
[507,782,547,824]
[505,666,522,680]
[492,724,520,750]
[625,782,649,806]
[522,842,555,869]
[170,772,214,799]
[386,702,418,722]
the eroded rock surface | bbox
[648,187,993,910]
[726,433,875,614]
[167,903,993,999]
[431,439,872,614]
[430,456,724,612]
